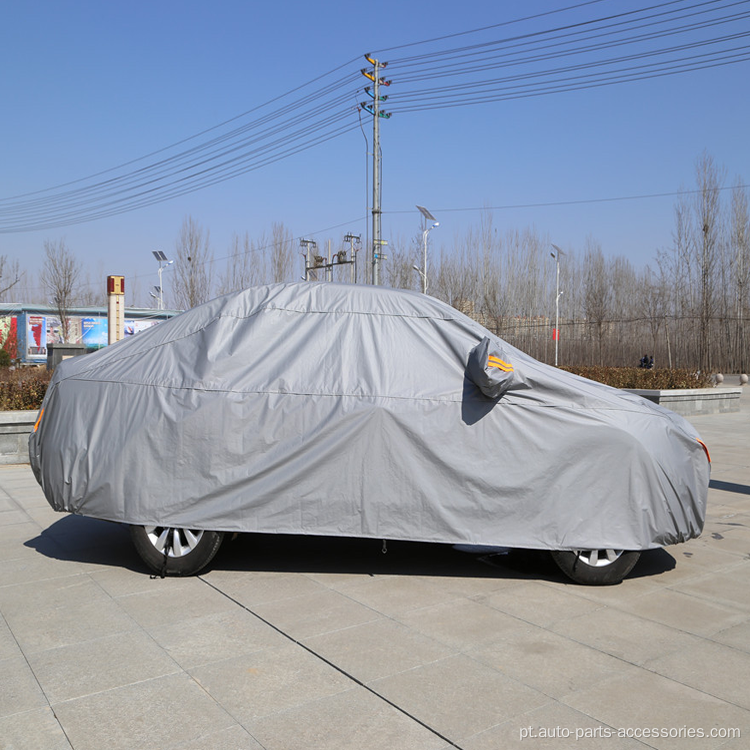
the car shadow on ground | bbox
[24,514,677,585]
[204,531,677,585]
[24,514,144,573]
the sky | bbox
[1,0,749,306]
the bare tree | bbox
[40,239,81,342]
[693,152,724,372]
[384,235,418,290]
[0,256,23,301]
[583,238,611,365]
[432,239,480,313]
[730,180,750,372]
[76,261,107,307]
[270,222,294,283]
[218,231,266,295]
[172,216,214,310]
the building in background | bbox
[0,304,179,364]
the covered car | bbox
[29,282,710,584]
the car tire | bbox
[550,549,641,585]
[129,525,224,576]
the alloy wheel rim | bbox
[144,526,204,558]
[573,549,624,567]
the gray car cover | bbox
[29,282,709,551]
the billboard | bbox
[81,318,108,349]
[0,316,18,359]
[26,315,47,360]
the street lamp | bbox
[152,250,173,310]
[416,205,439,294]
[550,244,564,366]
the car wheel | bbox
[129,525,224,576]
[550,549,641,585]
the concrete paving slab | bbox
[550,561,670,600]
[670,562,750,611]
[0,654,48,717]
[148,608,290,670]
[205,568,330,606]
[0,509,30,526]
[0,574,111,618]
[87,564,176,599]
[657,543,746,581]
[396,597,538,651]
[26,629,181,704]
[3,596,139,655]
[0,523,46,560]
[169,724,264,750]
[248,687,452,750]
[51,672,236,750]
[483,580,604,628]
[561,669,749,750]
[0,707,73,750]
[340,573,463,617]
[696,525,750,557]
[113,576,237,630]
[304,618,457,683]
[0,549,87,587]
[249,587,384,640]
[551,605,704,666]
[473,627,632,699]
[410,570,529,599]
[461,701,645,749]
[610,586,748,637]
[370,654,549,742]
[190,643,352,722]
[0,613,21,661]
[711,619,750,653]
[645,638,750,710]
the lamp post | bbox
[415,205,439,294]
[550,245,564,366]
[152,250,173,310]
[412,264,427,291]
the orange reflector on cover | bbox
[33,408,44,433]
[697,439,711,463]
[487,355,513,372]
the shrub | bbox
[559,366,713,390]
[0,349,11,367]
[0,367,52,410]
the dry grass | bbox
[560,366,713,390]
[0,367,52,410]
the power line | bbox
[1,0,748,233]
[384,182,750,216]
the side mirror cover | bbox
[467,336,522,399]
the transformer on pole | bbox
[301,236,359,283]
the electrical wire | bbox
[1,0,748,233]
[382,182,750,217]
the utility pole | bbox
[343,233,361,283]
[360,54,391,285]
[300,238,317,281]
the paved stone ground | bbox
[1,389,749,749]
